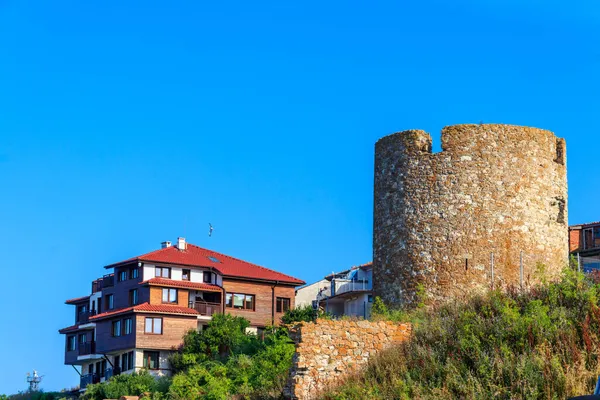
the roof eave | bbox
[223,275,304,286]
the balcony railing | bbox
[189,301,222,316]
[317,280,372,302]
[103,274,114,288]
[92,279,103,293]
[78,341,96,356]
[104,367,121,381]
[76,310,97,324]
[80,373,100,389]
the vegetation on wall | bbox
[325,267,600,399]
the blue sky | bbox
[0,0,599,394]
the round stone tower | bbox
[373,124,568,305]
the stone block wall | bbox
[286,319,411,399]
[374,124,569,306]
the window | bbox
[145,317,162,334]
[129,289,138,306]
[155,267,171,278]
[79,333,87,344]
[182,269,190,281]
[276,297,290,313]
[122,351,134,371]
[106,294,114,310]
[118,270,127,282]
[208,256,219,263]
[67,336,76,351]
[124,318,132,335]
[225,293,255,311]
[112,320,122,337]
[130,268,139,279]
[203,271,212,283]
[143,351,159,370]
[162,288,177,303]
[97,297,102,314]
[77,304,88,315]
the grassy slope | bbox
[325,269,600,400]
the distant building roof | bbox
[325,262,373,281]
[65,296,90,305]
[570,221,600,229]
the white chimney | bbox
[161,241,172,249]
[177,237,186,250]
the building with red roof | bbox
[59,238,304,390]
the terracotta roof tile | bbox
[105,243,304,285]
[89,302,198,321]
[58,324,81,334]
[141,278,223,292]
[65,296,90,305]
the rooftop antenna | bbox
[208,223,214,237]
[26,370,43,392]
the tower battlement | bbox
[373,124,568,305]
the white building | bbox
[295,262,373,319]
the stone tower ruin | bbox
[373,124,568,305]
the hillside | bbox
[324,268,600,399]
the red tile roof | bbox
[141,278,223,292]
[105,243,304,285]
[58,324,81,334]
[89,302,199,321]
[65,296,90,305]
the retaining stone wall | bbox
[286,319,411,399]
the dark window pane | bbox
[245,295,254,310]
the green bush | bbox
[326,267,600,399]
[281,304,331,324]
[168,313,295,399]
[82,370,170,400]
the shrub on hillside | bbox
[82,370,170,400]
[326,267,600,399]
[281,304,331,324]
[168,314,294,399]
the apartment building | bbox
[59,238,304,390]
[296,262,373,318]
[569,222,600,272]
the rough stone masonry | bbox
[285,319,411,399]
[373,124,568,305]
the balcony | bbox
[78,341,96,356]
[102,274,114,288]
[318,279,372,302]
[334,279,372,296]
[104,367,121,381]
[92,279,103,293]
[80,373,100,390]
[76,310,97,324]
[189,301,222,316]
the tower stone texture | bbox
[373,124,568,305]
